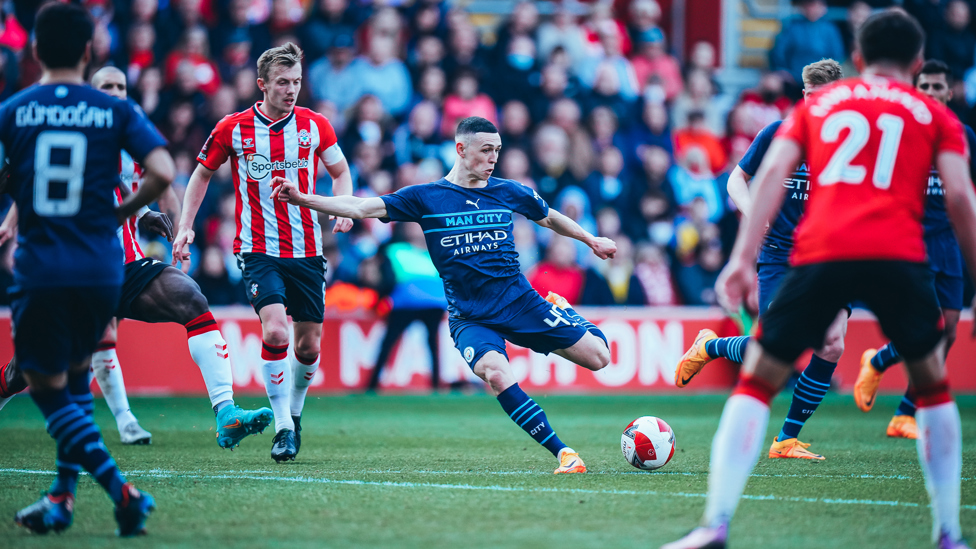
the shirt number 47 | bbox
[544,305,575,328]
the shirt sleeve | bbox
[380,184,426,223]
[737,122,778,176]
[509,181,549,221]
[197,116,233,171]
[120,100,167,163]
[775,105,809,150]
[935,108,969,159]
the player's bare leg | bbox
[89,318,152,444]
[258,303,299,462]
[128,267,272,449]
[0,357,27,410]
[553,332,611,372]
[663,341,793,549]
[473,351,586,474]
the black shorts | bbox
[117,257,170,319]
[236,252,327,323]
[759,261,943,364]
[11,285,119,375]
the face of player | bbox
[916,73,951,105]
[258,63,302,118]
[93,71,127,100]
[460,132,502,181]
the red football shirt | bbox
[197,103,342,258]
[778,75,969,265]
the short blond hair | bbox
[257,42,303,82]
[802,59,843,88]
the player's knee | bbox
[943,318,959,352]
[588,341,611,371]
[180,290,210,323]
[818,336,845,363]
[294,337,320,359]
[262,323,290,348]
[473,353,512,390]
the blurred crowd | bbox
[0,0,972,308]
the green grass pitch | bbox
[0,393,973,548]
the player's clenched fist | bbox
[589,236,617,260]
[271,176,301,205]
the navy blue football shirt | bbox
[738,120,809,264]
[381,177,549,320]
[0,83,166,288]
[922,124,976,236]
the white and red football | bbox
[620,416,676,470]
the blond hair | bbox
[802,58,843,88]
[256,42,304,82]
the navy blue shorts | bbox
[117,257,169,319]
[926,231,964,311]
[11,285,119,376]
[449,291,588,369]
[757,261,789,315]
[236,253,327,323]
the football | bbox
[621,416,676,470]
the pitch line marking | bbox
[1,468,973,511]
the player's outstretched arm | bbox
[717,137,799,312]
[937,151,976,335]
[726,165,753,218]
[172,163,216,272]
[535,209,617,260]
[118,147,175,222]
[324,157,354,234]
[157,186,182,228]
[271,176,388,219]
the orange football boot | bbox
[854,349,884,412]
[554,449,587,474]
[674,329,718,388]
[887,415,918,439]
[768,437,825,460]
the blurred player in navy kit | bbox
[855,59,976,439]
[3,3,172,535]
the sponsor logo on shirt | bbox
[245,153,309,181]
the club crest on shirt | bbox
[297,129,312,148]
[243,138,254,148]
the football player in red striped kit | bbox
[173,42,355,462]
[0,67,274,452]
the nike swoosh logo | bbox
[565,459,577,468]
[223,420,242,429]
[681,374,696,385]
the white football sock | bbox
[290,354,319,417]
[917,401,963,542]
[262,343,294,432]
[91,346,138,431]
[186,330,235,409]
[703,394,770,527]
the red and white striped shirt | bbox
[114,151,148,264]
[197,103,343,258]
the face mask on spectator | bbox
[508,53,534,71]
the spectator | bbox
[164,26,221,96]
[769,0,845,89]
[626,0,663,47]
[598,235,647,305]
[544,101,593,186]
[195,246,243,306]
[530,63,580,124]
[928,0,976,78]
[214,0,270,59]
[415,65,447,107]
[408,35,446,83]
[537,5,588,67]
[666,146,727,223]
[688,40,718,80]
[674,111,727,174]
[308,29,360,115]
[633,243,678,306]
[443,23,489,82]
[0,42,17,102]
[578,21,640,101]
[588,106,620,153]
[630,27,683,102]
[528,235,614,305]
[671,68,731,136]
[620,101,674,172]
[347,35,412,117]
[582,61,635,122]
[300,0,358,61]
[676,239,724,305]
[500,100,533,151]
[582,3,632,58]
[392,101,446,166]
[498,147,535,187]
[905,0,948,37]
[441,70,498,138]
[840,2,872,61]
[492,35,539,105]
[737,71,791,130]
[583,146,643,236]
[490,1,540,71]
[232,68,261,111]
[126,22,156,83]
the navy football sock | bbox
[870,343,901,373]
[561,306,608,348]
[895,389,917,418]
[704,336,750,363]
[31,386,126,503]
[496,384,566,457]
[778,354,836,440]
[49,373,93,497]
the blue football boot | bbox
[14,492,74,534]
[114,483,155,537]
[216,404,273,449]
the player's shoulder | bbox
[216,107,256,129]
[488,176,532,191]
[293,106,336,131]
